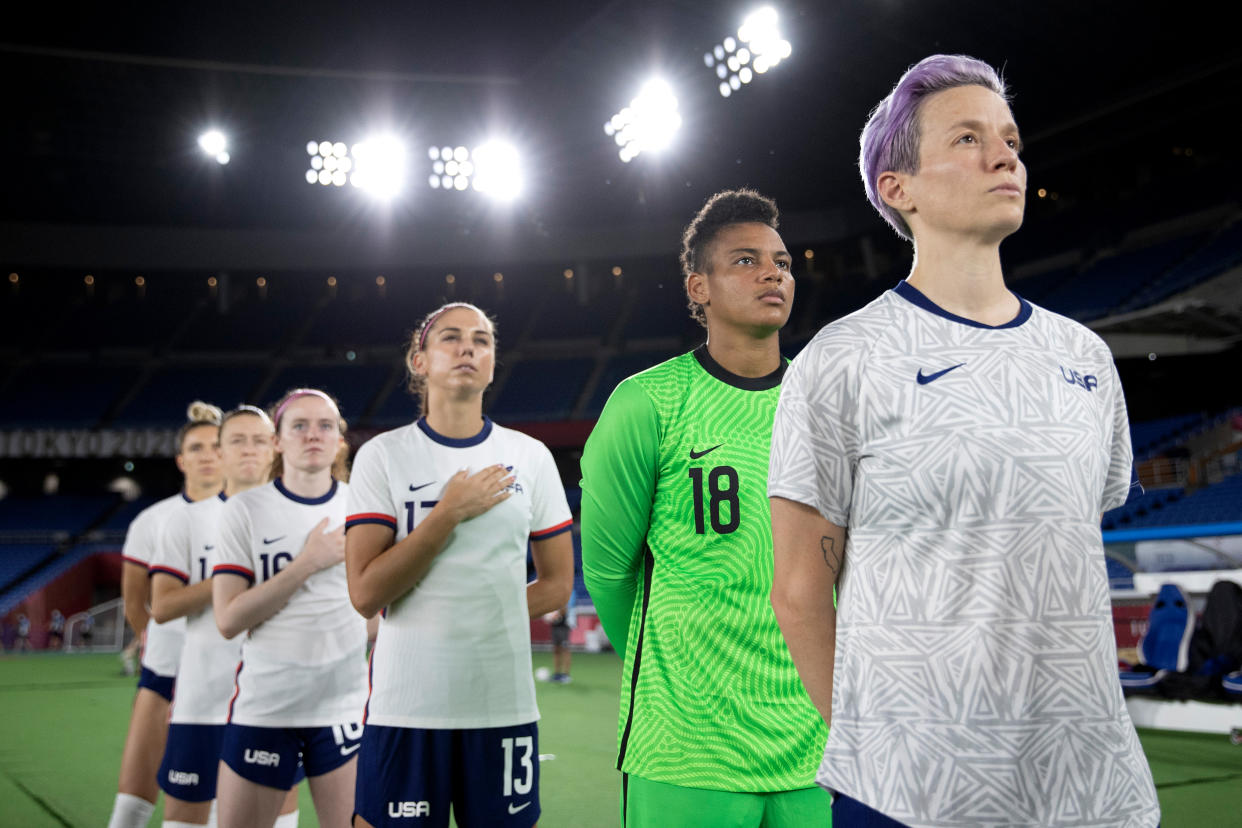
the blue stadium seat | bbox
[0,545,55,593]
[264,363,395,423]
[490,358,594,422]
[112,363,267,426]
[1104,557,1135,591]
[1039,235,1202,321]
[0,495,118,535]
[1120,583,1194,691]
[0,544,103,617]
[0,363,141,428]
[582,351,677,417]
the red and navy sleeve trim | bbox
[148,565,189,584]
[346,512,399,531]
[213,563,255,584]
[121,555,149,569]
[530,518,573,540]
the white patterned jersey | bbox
[121,493,189,678]
[346,417,572,729]
[212,479,367,727]
[769,281,1158,827]
[150,494,241,724]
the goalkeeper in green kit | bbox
[580,189,831,827]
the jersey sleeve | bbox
[149,506,191,584]
[121,509,154,568]
[213,497,255,584]
[1101,359,1138,513]
[579,378,660,657]
[528,440,572,540]
[345,438,399,532]
[768,332,860,527]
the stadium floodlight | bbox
[426,142,522,200]
[603,78,682,163]
[198,130,230,164]
[350,134,407,199]
[472,142,522,200]
[704,6,791,97]
[305,138,355,188]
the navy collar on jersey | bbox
[417,415,493,448]
[274,476,338,505]
[217,491,228,502]
[893,280,1032,329]
[180,491,193,503]
[693,344,786,391]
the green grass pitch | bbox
[1,651,1239,826]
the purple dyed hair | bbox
[859,54,1009,241]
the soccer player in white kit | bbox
[109,402,223,828]
[345,302,574,828]
[768,54,1161,827]
[148,405,302,827]
[211,389,368,828]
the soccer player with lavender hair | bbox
[768,55,1160,826]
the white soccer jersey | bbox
[150,494,242,724]
[346,417,572,729]
[213,479,367,728]
[121,493,189,677]
[769,282,1159,828]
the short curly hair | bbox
[680,189,780,328]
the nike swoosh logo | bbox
[339,743,360,756]
[204,545,215,551]
[508,802,531,814]
[262,536,286,545]
[916,363,965,385]
[689,444,723,460]
[408,482,435,492]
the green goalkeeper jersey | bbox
[580,346,827,792]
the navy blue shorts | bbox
[832,793,912,826]
[221,721,362,790]
[137,666,175,702]
[159,724,225,802]
[353,722,540,828]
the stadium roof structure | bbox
[0,0,1237,270]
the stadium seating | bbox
[1105,556,1136,590]
[0,363,142,428]
[1129,475,1242,528]
[0,545,56,595]
[581,350,677,417]
[0,544,105,617]
[1130,413,1205,459]
[489,357,595,422]
[0,495,118,536]
[112,363,268,426]
[1035,235,1204,321]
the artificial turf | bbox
[1,651,1239,826]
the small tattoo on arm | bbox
[821,536,841,578]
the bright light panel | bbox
[426,141,523,200]
[351,135,407,199]
[604,78,682,163]
[198,130,229,165]
[472,141,522,200]
[704,6,792,97]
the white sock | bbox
[273,810,299,828]
[205,799,218,828]
[108,793,156,828]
